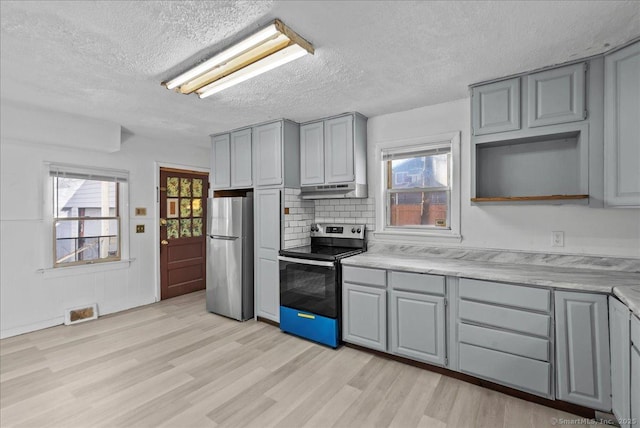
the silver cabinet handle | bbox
[209,235,239,240]
[278,256,335,268]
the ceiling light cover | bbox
[162,19,314,97]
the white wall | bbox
[0,103,209,338]
[367,98,640,258]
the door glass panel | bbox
[180,178,191,197]
[193,179,203,197]
[180,199,191,217]
[167,177,179,197]
[192,218,203,237]
[167,219,179,239]
[192,198,203,217]
[180,219,192,237]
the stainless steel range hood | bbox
[300,183,367,199]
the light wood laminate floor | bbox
[1,290,603,428]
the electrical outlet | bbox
[552,231,564,247]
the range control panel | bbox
[310,223,365,239]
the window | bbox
[50,165,128,267]
[385,147,451,228]
[375,132,461,241]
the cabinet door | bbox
[230,128,252,188]
[324,115,355,183]
[342,282,386,351]
[555,291,611,411]
[390,290,446,366]
[632,345,640,425]
[472,78,520,135]
[610,297,632,428]
[527,63,586,127]
[211,134,231,189]
[254,189,281,321]
[300,122,325,185]
[605,41,640,207]
[254,122,282,187]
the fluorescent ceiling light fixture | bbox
[162,19,313,97]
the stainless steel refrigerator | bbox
[206,194,254,321]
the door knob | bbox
[161,240,169,245]
[160,218,167,226]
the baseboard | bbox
[344,342,597,419]
[256,316,280,327]
[0,316,64,339]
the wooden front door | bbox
[160,168,208,300]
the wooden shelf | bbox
[471,194,589,202]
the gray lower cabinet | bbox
[254,188,281,322]
[457,278,553,399]
[389,290,446,366]
[632,316,640,424]
[555,291,611,411]
[632,346,640,425]
[342,282,386,351]
[610,296,632,428]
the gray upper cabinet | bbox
[324,115,355,183]
[605,41,640,207]
[300,121,325,185]
[472,77,520,135]
[390,289,446,366]
[299,113,367,196]
[230,128,252,188]
[527,63,586,128]
[254,121,283,187]
[555,291,611,411]
[609,297,631,428]
[343,280,387,352]
[211,134,231,189]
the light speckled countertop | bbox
[341,252,640,294]
[614,286,640,318]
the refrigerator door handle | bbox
[209,235,239,240]
[277,256,336,268]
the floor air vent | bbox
[64,304,98,325]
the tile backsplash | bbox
[283,188,315,248]
[314,198,375,231]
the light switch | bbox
[136,225,145,233]
[135,207,147,216]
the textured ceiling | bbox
[1,1,639,146]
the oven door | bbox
[278,256,338,319]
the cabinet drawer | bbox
[459,300,551,337]
[389,271,445,295]
[459,278,551,312]
[342,266,386,288]
[458,322,550,362]
[632,315,640,351]
[459,342,552,398]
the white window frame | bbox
[374,132,461,242]
[44,163,130,269]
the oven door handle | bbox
[277,256,336,268]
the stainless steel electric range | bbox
[278,223,366,348]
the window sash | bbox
[53,217,121,267]
[385,189,451,229]
[382,144,450,161]
[49,164,128,183]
